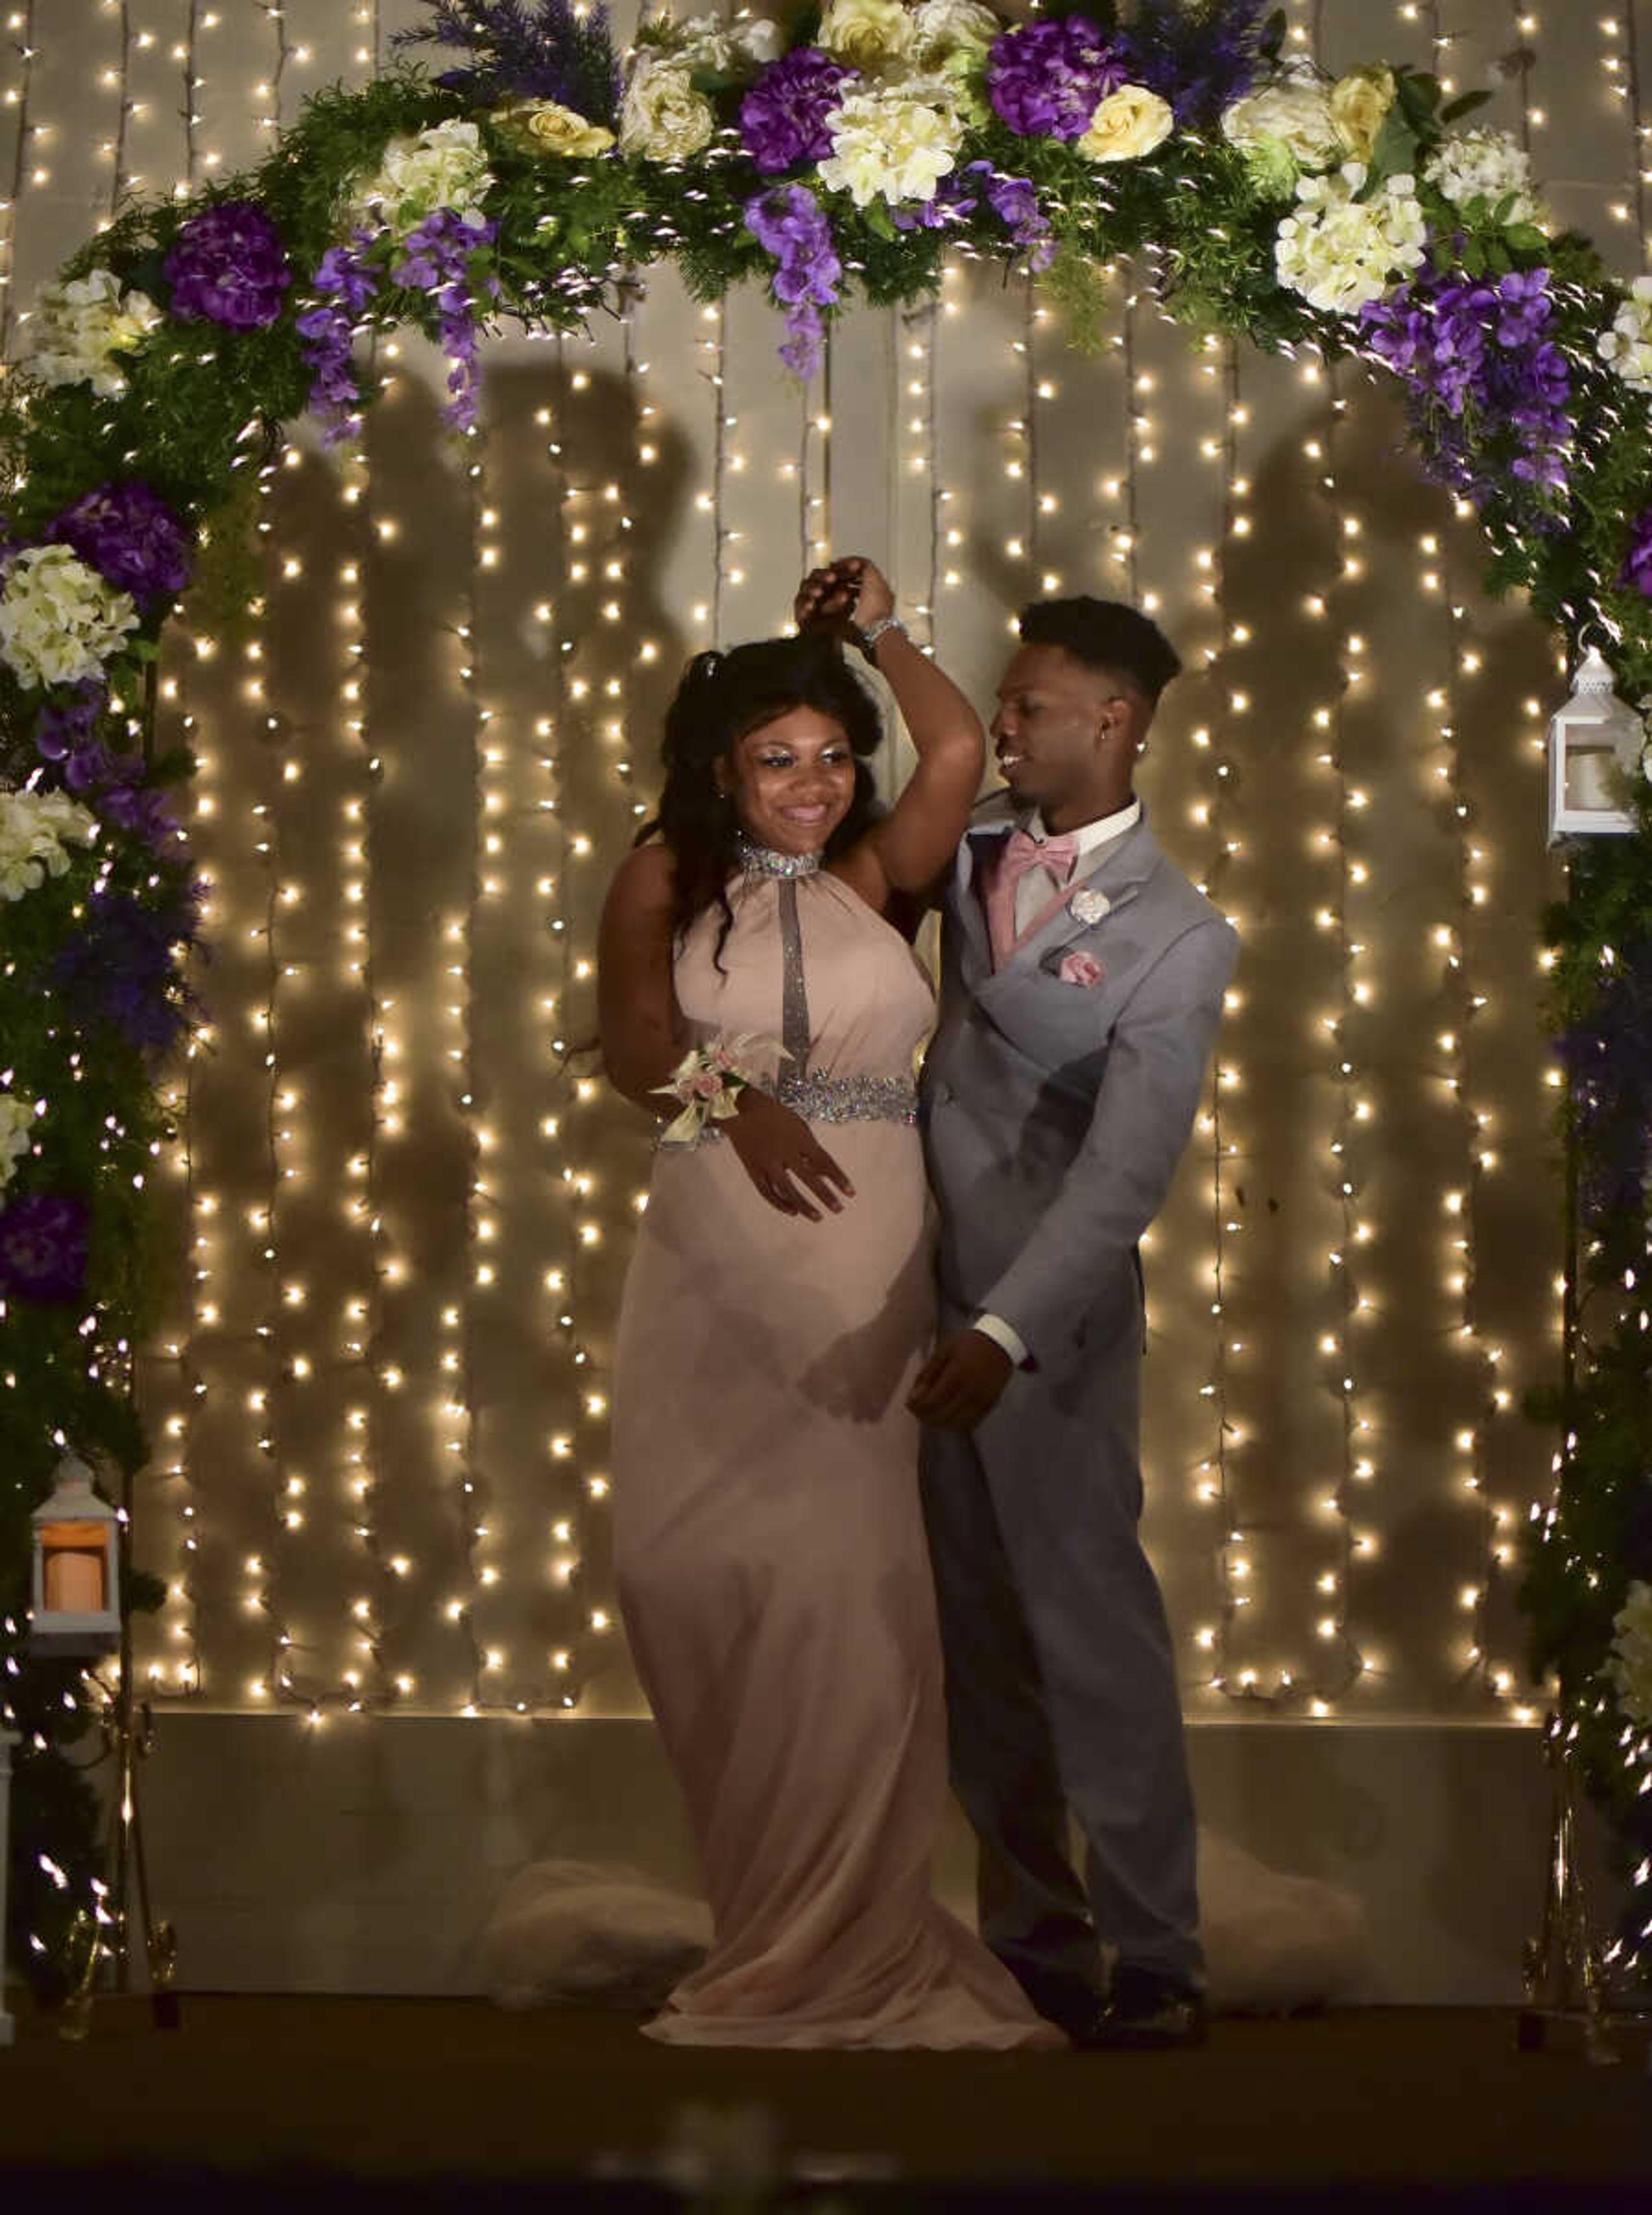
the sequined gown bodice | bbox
[609,863,1055,2050]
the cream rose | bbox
[1330,65,1395,163]
[619,54,716,160]
[0,1091,35,1192]
[1221,68,1341,190]
[1077,83,1174,165]
[494,99,616,157]
[818,0,916,75]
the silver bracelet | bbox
[858,612,906,657]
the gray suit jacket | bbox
[921,795,1239,1367]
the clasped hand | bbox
[795,554,894,642]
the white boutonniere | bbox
[1069,886,1111,925]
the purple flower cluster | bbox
[1359,262,1573,507]
[0,1192,89,1304]
[390,210,501,431]
[986,15,1127,140]
[297,237,383,444]
[894,162,1053,271]
[49,884,201,1053]
[1114,0,1270,125]
[34,683,182,853]
[740,49,854,175]
[45,480,192,604]
[744,185,841,380]
[1620,504,1652,599]
[163,200,293,330]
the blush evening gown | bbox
[610,846,1057,2049]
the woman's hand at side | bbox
[727,1087,855,1221]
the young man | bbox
[909,597,1238,2049]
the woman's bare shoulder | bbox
[607,840,677,913]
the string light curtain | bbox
[3,0,1647,1728]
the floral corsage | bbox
[654,1034,784,1146]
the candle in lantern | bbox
[1565,744,1618,813]
[44,1547,105,1614]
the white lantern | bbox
[30,1453,120,1657]
[1547,646,1645,843]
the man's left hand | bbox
[907,1328,1013,1431]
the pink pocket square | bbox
[1057,950,1106,988]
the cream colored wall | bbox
[5,0,1649,1737]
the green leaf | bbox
[1440,89,1495,125]
[1505,223,1549,255]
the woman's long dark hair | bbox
[637,634,884,961]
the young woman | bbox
[598,558,1057,2049]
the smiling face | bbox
[718,705,858,856]
[991,641,1149,831]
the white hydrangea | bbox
[23,268,161,397]
[0,785,98,904]
[635,10,781,76]
[1274,162,1428,317]
[1608,1580,1652,1732]
[1598,274,1652,396]
[351,118,494,234]
[0,1090,37,1193]
[0,546,139,692]
[1425,127,1542,226]
[618,53,716,160]
[1221,65,1341,191]
[819,83,963,206]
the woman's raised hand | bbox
[727,1087,855,1221]
[794,555,894,641]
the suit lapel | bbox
[989,815,1162,984]
[950,804,1014,981]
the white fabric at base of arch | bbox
[478,1830,1369,2018]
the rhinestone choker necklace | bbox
[736,835,823,878]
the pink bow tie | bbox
[999,826,1078,886]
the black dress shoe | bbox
[998,1959,1108,2042]
[1074,1965,1208,2051]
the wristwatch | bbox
[857,612,906,658]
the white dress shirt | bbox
[974,798,1140,1373]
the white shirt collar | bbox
[1023,797,1141,856]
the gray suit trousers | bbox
[919,1295,1202,1997]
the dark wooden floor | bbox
[1,1997,1648,2209]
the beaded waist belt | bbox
[768,1072,918,1127]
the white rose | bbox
[1274,162,1427,316]
[0,545,140,691]
[619,54,716,160]
[23,269,160,397]
[0,1092,37,1192]
[1608,1580,1652,1731]
[493,99,616,157]
[1077,83,1174,164]
[1425,127,1543,228]
[912,0,999,67]
[819,85,961,207]
[1599,275,1652,395]
[1221,66,1341,191]
[818,0,917,75]
[352,119,494,232]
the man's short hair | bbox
[1017,597,1182,702]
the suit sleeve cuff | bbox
[971,1312,1030,1369]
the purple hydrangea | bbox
[298,236,383,444]
[164,199,293,330]
[389,210,500,432]
[45,480,192,603]
[1359,262,1573,508]
[0,1192,90,1304]
[739,49,854,175]
[1620,505,1652,599]
[744,184,841,380]
[49,884,200,1051]
[986,15,1128,140]
[35,678,107,766]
